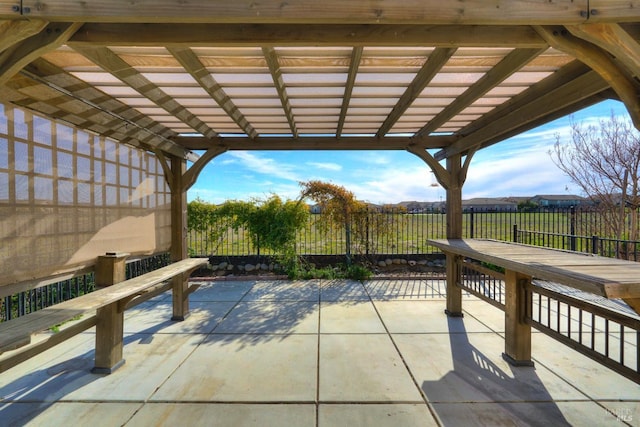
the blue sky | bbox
[188,99,631,205]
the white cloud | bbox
[228,151,301,182]
[307,161,342,171]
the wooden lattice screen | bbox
[0,103,171,291]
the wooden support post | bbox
[93,252,128,374]
[444,253,463,317]
[95,252,129,288]
[445,155,464,317]
[502,269,534,367]
[170,155,190,321]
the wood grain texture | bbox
[428,239,640,299]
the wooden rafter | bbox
[68,23,549,48]
[535,25,640,128]
[263,47,297,137]
[435,68,610,160]
[336,47,362,137]
[72,45,219,139]
[567,23,640,79]
[414,48,546,138]
[474,92,610,150]
[13,59,189,158]
[377,47,456,137]
[0,22,82,86]
[168,46,258,138]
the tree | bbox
[187,198,235,255]
[238,195,308,256]
[298,180,401,264]
[299,180,365,264]
[551,114,640,258]
[187,196,308,258]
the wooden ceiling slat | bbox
[376,47,456,137]
[12,59,188,158]
[0,22,82,86]
[415,48,546,137]
[263,47,297,137]
[72,45,218,139]
[435,69,610,160]
[336,47,362,137]
[168,47,257,138]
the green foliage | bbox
[283,258,373,282]
[188,195,308,257]
[517,200,538,212]
[299,180,400,262]
[480,261,505,274]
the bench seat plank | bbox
[0,258,207,353]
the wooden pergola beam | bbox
[263,47,297,138]
[435,66,610,160]
[67,23,550,48]
[414,48,545,137]
[567,23,640,79]
[376,47,456,137]
[168,46,258,139]
[0,19,48,51]
[10,1,604,24]
[11,59,189,159]
[169,135,455,151]
[0,22,82,86]
[336,47,362,137]
[535,25,640,129]
[72,45,219,140]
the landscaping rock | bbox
[245,263,256,272]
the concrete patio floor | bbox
[0,278,639,426]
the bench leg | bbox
[445,253,463,317]
[172,274,190,321]
[92,302,125,374]
[502,270,534,367]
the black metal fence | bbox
[1,253,170,322]
[460,259,640,384]
[188,206,640,260]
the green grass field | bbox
[188,210,612,257]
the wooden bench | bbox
[428,238,640,366]
[0,256,208,374]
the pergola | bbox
[1,1,639,312]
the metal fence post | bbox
[592,235,599,255]
[570,206,577,251]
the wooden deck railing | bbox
[459,260,640,384]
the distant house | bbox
[530,195,587,208]
[462,198,518,212]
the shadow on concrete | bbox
[422,316,571,426]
